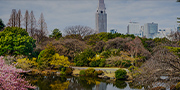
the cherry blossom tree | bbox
[0,56,36,90]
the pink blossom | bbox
[0,56,36,90]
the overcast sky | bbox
[0,0,180,34]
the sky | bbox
[0,0,180,35]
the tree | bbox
[49,53,70,68]
[74,49,96,66]
[0,27,36,56]
[0,18,5,31]
[36,13,48,43]
[0,56,36,90]
[7,9,17,27]
[29,11,36,38]
[24,10,30,32]
[133,45,180,89]
[16,9,22,28]
[49,28,62,40]
[64,25,95,37]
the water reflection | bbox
[26,75,142,90]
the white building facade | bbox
[127,22,142,37]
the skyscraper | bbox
[144,22,158,38]
[96,0,107,33]
[127,22,140,36]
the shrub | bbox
[89,60,100,67]
[74,49,96,66]
[65,67,73,75]
[79,70,86,76]
[99,58,106,67]
[151,86,166,90]
[96,70,103,75]
[115,69,127,80]
[0,27,36,56]
[85,68,95,76]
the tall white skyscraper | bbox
[96,0,107,33]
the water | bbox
[26,75,143,90]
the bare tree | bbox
[36,13,48,43]
[23,10,30,32]
[7,9,17,27]
[29,11,36,38]
[16,9,22,28]
[64,25,95,37]
[132,44,180,89]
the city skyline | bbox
[0,0,180,35]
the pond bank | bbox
[26,67,132,80]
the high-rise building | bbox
[127,22,141,37]
[96,0,107,33]
[143,22,158,38]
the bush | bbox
[79,70,86,76]
[115,69,127,80]
[85,68,95,76]
[0,27,36,56]
[74,49,96,66]
[65,67,73,75]
[99,58,106,67]
[151,86,166,90]
[89,60,100,67]
[96,70,103,75]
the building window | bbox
[101,11,103,13]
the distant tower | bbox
[96,0,107,33]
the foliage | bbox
[64,34,82,40]
[115,69,127,80]
[0,18,5,30]
[37,44,56,70]
[166,46,180,57]
[50,53,70,68]
[0,27,36,56]
[100,50,111,58]
[99,58,106,67]
[16,57,38,70]
[65,67,73,75]
[74,49,96,66]
[85,68,95,76]
[49,28,62,40]
[79,68,103,77]
[0,56,36,90]
[79,70,86,76]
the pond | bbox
[26,75,143,90]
